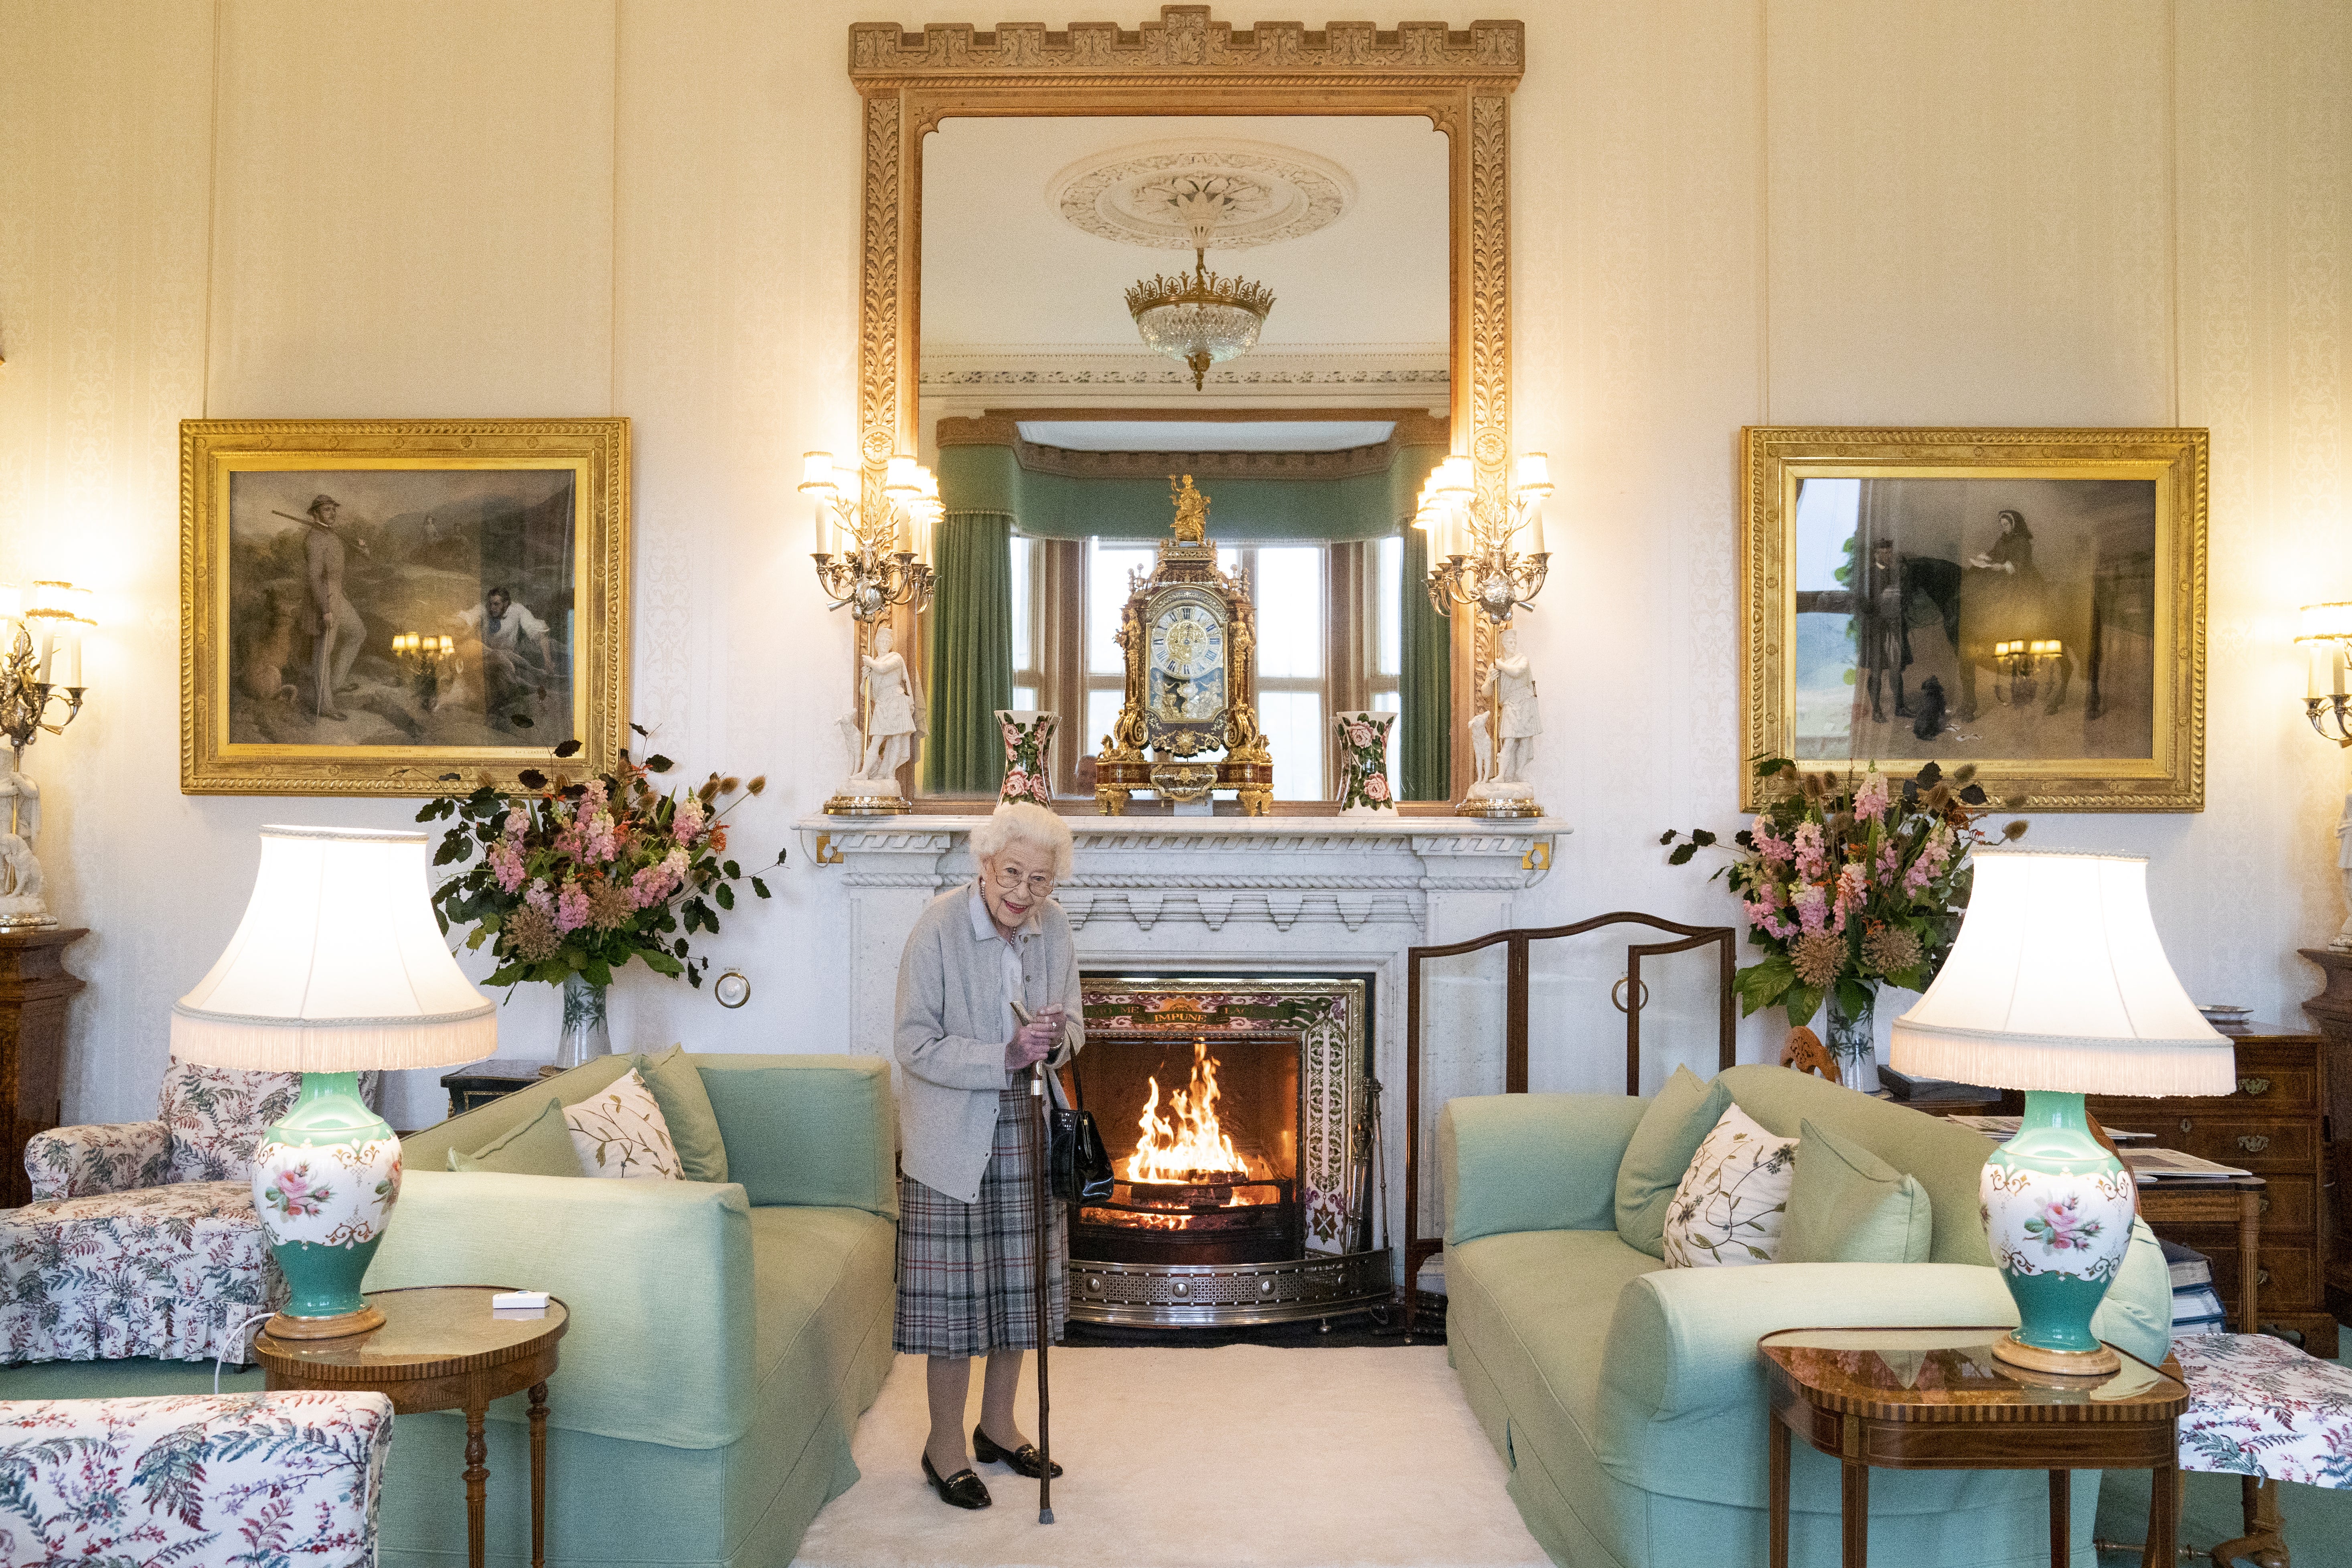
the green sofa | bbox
[1438,1064,2171,1568]
[367,1052,898,1568]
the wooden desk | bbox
[2135,1174,2265,1333]
[255,1285,568,1568]
[1761,1326,2187,1568]
[441,1058,557,1118]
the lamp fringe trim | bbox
[1889,1021,2235,1097]
[169,1008,496,1073]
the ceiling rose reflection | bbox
[1124,176,1276,391]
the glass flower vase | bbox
[1825,988,1878,1092]
[556,972,611,1071]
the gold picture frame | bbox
[180,418,629,796]
[1740,426,2207,812]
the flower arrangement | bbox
[416,736,785,991]
[1660,758,2025,1029]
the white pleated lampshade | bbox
[1889,850,2233,1097]
[171,826,496,1072]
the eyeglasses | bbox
[990,865,1056,897]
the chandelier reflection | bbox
[1991,638,2065,707]
[1124,175,1274,391]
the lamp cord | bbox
[214,1309,276,1396]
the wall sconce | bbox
[1,580,97,930]
[798,452,940,815]
[1414,454,1554,818]
[2297,602,2352,747]
[1992,638,2065,706]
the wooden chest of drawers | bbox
[2086,1025,2335,1357]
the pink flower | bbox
[583,813,619,863]
[1346,721,1375,748]
[1793,821,1827,879]
[1028,775,1052,805]
[490,842,526,894]
[1854,770,1890,823]
[1752,818,1792,867]
[1364,774,1390,802]
[673,798,706,845]
[1002,768,1029,799]
[554,880,590,934]
[1836,862,1868,912]
[525,879,554,914]
[1793,880,1829,934]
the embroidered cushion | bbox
[449,1098,583,1178]
[1614,1065,1734,1258]
[636,1044,729,1183]
[158,1060,302,1185]
[563,1068,684,1180]
[1661,1102,1800,1268]
[1778,1116,1935,1264]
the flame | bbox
[1124,1040,1256,1183]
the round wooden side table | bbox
[254,1284,569,1568]
[1760,1325,2188,1568]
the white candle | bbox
[2337,643,2348,699]
[1526,501,1547,557]
[812,502,828,556]
[56,630,80,687]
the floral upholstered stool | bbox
[2171,1331,2352,1567]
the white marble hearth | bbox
[796,813,1566,1279]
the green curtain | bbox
[922,511,1013,796]
[1400,520,1452,801]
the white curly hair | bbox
[968,800,1074,881]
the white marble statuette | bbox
[0,737,49,929]
[1465,626,1541,816]
[833,626,927,805]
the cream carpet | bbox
[790,1346,1550,1568]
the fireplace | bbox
[1060,975,1390,1326]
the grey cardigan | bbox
[893,882,1084,1203]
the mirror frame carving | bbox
[849,5,1523,810]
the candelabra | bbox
[390,633,456,708]
[1417,455,1552,818]
[0,582,95,930]
[801,453,940,814]
[1991,638,2065,707]
[2300,602,2352,747]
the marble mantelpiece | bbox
[796,812,1566,1278]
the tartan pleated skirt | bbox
[893,1086,1068,1357]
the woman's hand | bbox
[1006,1006,1063,1072]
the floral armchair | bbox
[0,1390,392,1566]
[1,1061,337,1364]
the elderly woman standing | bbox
[893,800,1081,1510]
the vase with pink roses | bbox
[1659,758,2025,1089]
[416,735,785,1067]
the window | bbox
[1019,533,1403,804]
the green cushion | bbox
[449,1097,583,1177]
[1613,1065,1731,1259]
[1779,1117,1934,1263]
[638,1043,730,1184]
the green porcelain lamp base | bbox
[1981,1090,2136,1378]
[249,1071,404,1341]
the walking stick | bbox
[1029,1056,1055,1525]
[1013,1001,1056,1525]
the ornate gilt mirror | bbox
[850,6,1523,811]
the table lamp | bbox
[1890,850,2232,1377]
[172,826,496,1339]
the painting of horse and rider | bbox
[1743,428,2207,812]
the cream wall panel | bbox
[0,0,220,1128]
[207,0,616,417]
[1766,0,2174,427]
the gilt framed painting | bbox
[180,418,630,795]
[1740,427,2207,812]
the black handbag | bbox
[1047,1065,1114,1205]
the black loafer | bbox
[922,1452,992,1509]
[974,1424,1064,1479]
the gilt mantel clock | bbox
[1095,477,1273,815]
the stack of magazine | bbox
[1945,1117,2254,1185]
[2162,1240,2228,1340]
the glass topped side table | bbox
[1759,1325,2188,1568]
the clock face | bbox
[1149,599,1226,723]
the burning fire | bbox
[1124,1040,1260,1184]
